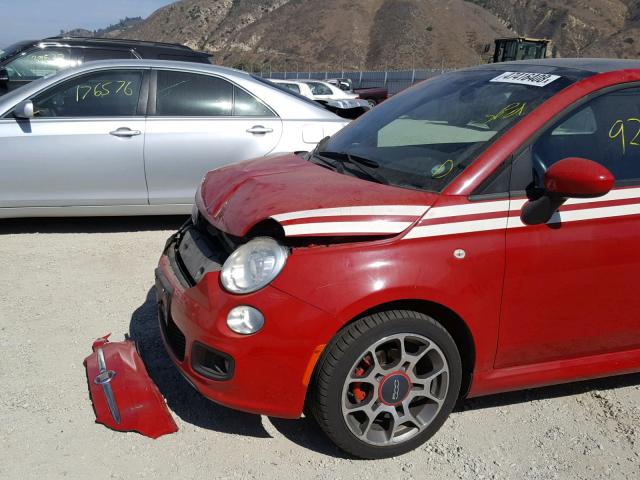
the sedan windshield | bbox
[319,69,579,192]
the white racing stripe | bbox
[564,187,640,205]
[507,202,640,229]
[405,218,508,239]
[425,187,640,220]
[425,201,510,219]
[272,205,429,222]
[407,201,640,239]
[283,221,413,236]
[274,189,640,238]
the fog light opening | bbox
[227,306,265,335]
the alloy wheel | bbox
[340,333,450,446]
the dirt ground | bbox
[0,217,638,480]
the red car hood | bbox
[199,153,438,238]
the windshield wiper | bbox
[321,151,380,167]
[309,152,345,173]
[318,151,389,185]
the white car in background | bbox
[271,79,315,99]
[271,79,370,111]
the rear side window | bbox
[80,48,136,62]
[155,70,273,117]
[307,82,332,95]
[233,87,274,116]
[5,47,77,80]
[281,83,300,94]
[156,70,233,116]
[32,69,144,117]
[157,54,210,64]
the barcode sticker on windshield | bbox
[490,71,560,87]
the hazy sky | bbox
[0,0,175,47]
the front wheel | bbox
[309,310,462,459]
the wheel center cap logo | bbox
[379,372,410,405]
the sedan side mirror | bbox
[13,100,34,119]
[0,68,8,83]
[521,157,614,225]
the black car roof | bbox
[41,36,210,57]
[473,58,640,74]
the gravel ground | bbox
[0,217,638,480]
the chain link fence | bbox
[258,69,448,95]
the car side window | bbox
[157,53,210,64]
[282,83,300,94]
[512,87,640,191]
[233,86,274,117]
[155,70,273,117]
[308,82,332,95]
[81,48,136,62]
[31,69,144,118]
[156,70,233,116]
[5,47,77,81]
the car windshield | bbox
[0,41,32,62]
[318,69,578,192]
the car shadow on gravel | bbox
[457,372,640,412]
[129,286,640,457]
[129,286,352,457]
[272,372,640,458]
[0,215,188,234]
[129,287,271,439]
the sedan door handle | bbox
[110,128,141,137]
[246,125,273,134]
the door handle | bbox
[246,125,273,134]
[110,128,141,137]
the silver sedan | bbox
[0,60,348,218]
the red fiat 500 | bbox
[156,59,640,458]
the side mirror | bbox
[0,68,8,83]
[521,157,614,225]
[544,157,614,197]
[13,100,34,119]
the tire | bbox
[308,310,462,459]
[367,99,377,108]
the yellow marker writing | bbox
[431,159,454,179]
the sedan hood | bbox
[199,153,437,238]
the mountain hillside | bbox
[65,17,144,39]
[113,0,511,69]
[112,0,640,69]
[470,0,640,58]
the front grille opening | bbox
[173,221,237,287]
[191,342,234,381]
[160,312,186,361]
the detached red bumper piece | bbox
[83,334,178,439]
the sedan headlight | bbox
[220,237,288,294]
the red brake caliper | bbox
[351,355,373,402]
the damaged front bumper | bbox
[84,335,178,438]
[155,222,330,419]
